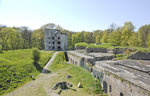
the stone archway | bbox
[80,58,85,67]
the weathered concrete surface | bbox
[128,51,150,60]
[93,60,150,96]
[85,53,115,61]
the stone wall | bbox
[75,46,86,50]
[67,51,95,70]
[86,48,107,53]
[128,51,150,60]
[92,67,150,96]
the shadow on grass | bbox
[33,62,51,74]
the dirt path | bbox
[4,52,59,96]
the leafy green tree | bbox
[138,24,150,47]
[101,32,108,43]
[32,29,44,49]
[96,36,101,43]
[32,48,41,63]
[0,28,23,50]
[107,27,122,45]
[147,34,150,48]
[128,33,139,46]
[20,27,32,49]
[121,22,134,46]
[93,30,103,43]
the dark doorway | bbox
[120,92,123,96]
[103,81,108,93]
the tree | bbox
[20,26,32,49]
[101,32,108,43]
[0,28,23,50]
[128,33,139,46]
[138,24,150,47]
[93,30,103,43]
[96,36,101,43]
[108,27,122,45]
[32,48,40,63]
[32,29,44,49]
[121,22,134,46]
[147,34,150,48]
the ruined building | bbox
[67,50,150,96]
[44,29,67,51]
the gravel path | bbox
[4,52,59,96]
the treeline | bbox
[0,22,150,51]
[72,22,150,48]
[0,23,73,50]
[0,26,43,50]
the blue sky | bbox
[0,0,150,32]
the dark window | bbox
[49,42,50,44]
[109,85,112,92]
[52,37,54,39]
[52,46,55,49]
[58,41,61,44]
[58,46,61,49]
[58,37,60,39]
[48,37,50,39]
[53,42,54,44]
[103,81,108,93]
[49,47,50,49]
[120,93,123,96]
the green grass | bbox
[0,49,53,95]
[74,42,89,47]
[115,54,128,60]
[50,52,104,95]
[87,43,115,49]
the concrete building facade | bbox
[44,29,67,51]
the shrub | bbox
[32,48,41,63]
[74,42,89,47]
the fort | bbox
[66,50,150,96]
[44,29,150,96]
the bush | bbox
[74,42,89,47]
[32,48,41,63]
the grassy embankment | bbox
[0,49,53,95]
[49,52,106,96]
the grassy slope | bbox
[0,49,53,95]
[50,52,105,96]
